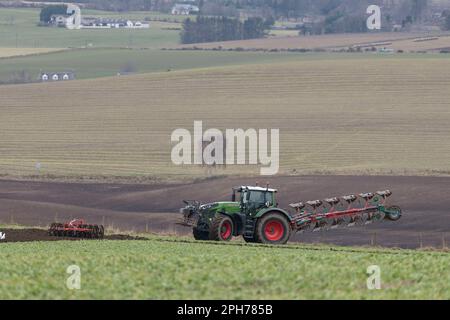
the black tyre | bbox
[48,223,56,236]
[93,226,99,238]
[243,235,258,243]
[256,213,291,245]
[385,205,402,221]
[98,225,105,239]
[209,214,234,241]
[193,227,209,240]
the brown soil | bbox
[175,32,450,52]
[0,175,449,248]
[0,228,147,243]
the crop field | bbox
[0,233,448,299]
[0,47,65,58]
[0,8,181,48]
[177,32,450,52]
[1,55,450,180]
[0,48,306,82]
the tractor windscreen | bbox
[247,191,272,206]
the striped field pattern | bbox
[0,48,65,58]
[1,55,450,180]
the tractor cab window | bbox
[247,191,272,207]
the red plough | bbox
[48,219,104,239]
[290,190,402,232]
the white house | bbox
[49,4,81,29]
[171,4,199,15]
[48,5,148,30]
[50,14,72,27]
[40,71,75,82]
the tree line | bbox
[39,5,68,23]
[181,16,272,44]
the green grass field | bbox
[0,236,448,299]
[81,9,195,23]
[0,8,181,48]
[0,48,307,82]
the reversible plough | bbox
[289,190,401,232]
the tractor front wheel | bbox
[209,214,234,241]
[256,213,290,245]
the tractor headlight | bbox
[200,204,213,211]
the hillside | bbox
[1,54,450,179]
[0,234,448,299]
[0,8,180,48]
[0,48,305,82]
[176,32,450,52]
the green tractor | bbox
[180,185,402,245]
[180,186,292,244]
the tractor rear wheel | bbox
[209,214,234,241]
[193,227,209,240]
[256,213,290,245]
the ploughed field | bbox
[1,55,450,179]
[0,175,449,249]
[176,32,450,52]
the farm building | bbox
[39,71,75,82]
[80,17,149,29]
[48,4,81,30]
[50,14,78,29]
[49,16,149,29]
[171,4,199,15]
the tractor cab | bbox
[232,186,277,215]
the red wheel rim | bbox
[220,221,232,240]
[264,220,284,241]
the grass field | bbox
[81,9,195,23]
[0,235,448,299]
[1,54,450,180]
[0,8,181,48]
[0,48,306,82]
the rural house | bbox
[39,71,75,82]
[50,14,77,28]
[171,4,199,15]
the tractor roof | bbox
[234,186,277,192]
